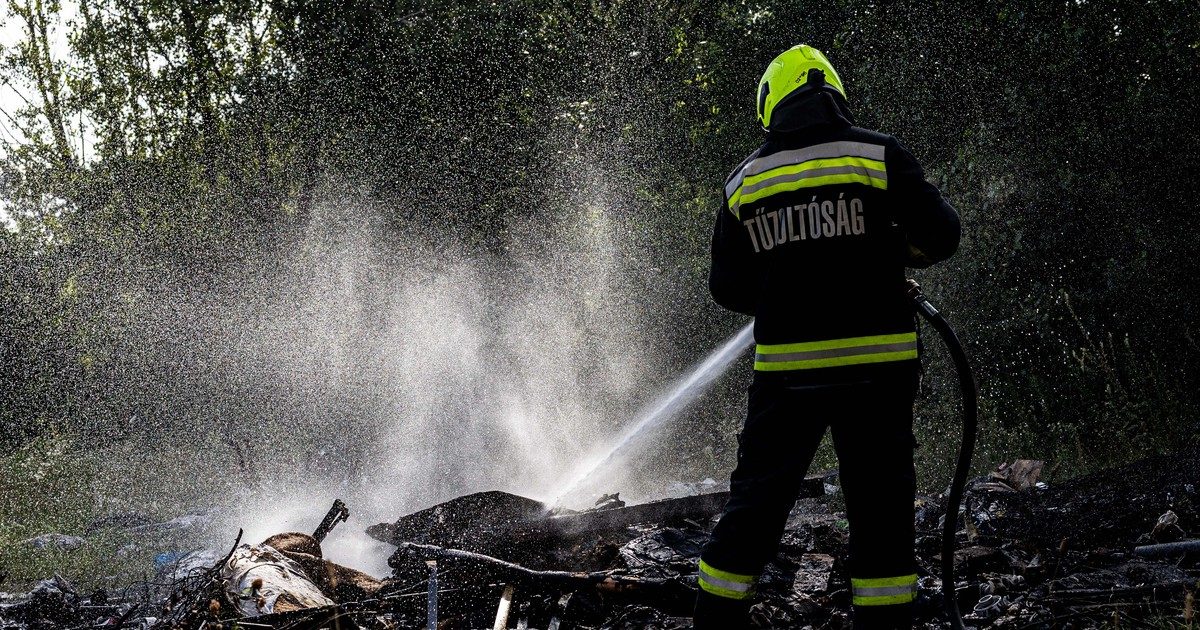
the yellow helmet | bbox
[756,44,846,130]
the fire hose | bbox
[906,279,977,630]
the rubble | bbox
[365,490,545,550]
[1150,509,1186,543]
[1,449,1197,629]
[988,459,1045,492]
[220,543,336,615]
[312,499,350,543]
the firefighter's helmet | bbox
[756,44,846,130]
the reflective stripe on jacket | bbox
[709,91,960,374]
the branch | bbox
[0,75,40,112]
[0,104,39,144]
[30,0,77,168]
[394,542,682,596]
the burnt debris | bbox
[2,451,1197,629]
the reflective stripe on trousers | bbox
[697,559,756,600]
[754,332,918,371]
[851,574,918,606]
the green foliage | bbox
[0,432,237,589]
[0,435,133,589]
[1,0,1198,497]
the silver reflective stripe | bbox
[739,164,887,197]
[743,141,886,178]
[755,341,917,364]
[699,572,752,594]
[854,584,916,598]
[724,170,746,200]
[724,149,762,202]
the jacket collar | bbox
[766,91,856,137]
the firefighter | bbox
[695,44,961,629]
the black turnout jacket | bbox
[710,92,960,376]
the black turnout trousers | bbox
[696,363,920,629]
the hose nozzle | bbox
[906,278,939,318]
[905,278,923,300]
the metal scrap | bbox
[311,499,350,543]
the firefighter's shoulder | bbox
[843,126,917,162]
[725,148,763,188]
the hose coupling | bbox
[905,279,940,318]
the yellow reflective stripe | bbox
[727,189,743,218]
[742,142,886,178]
[729,173,886,217]
[851,574,918,606]
[754,349,918,371]
[741,156,886,189]
[756,333,917,355]
[727,173,887,218]
[726,156,888,218]
[697,559,756,600]
[698,559,755,584]
[852,574,918,589]
[699,577,753,600]
[754,333,918,372]
[741,172,887,206]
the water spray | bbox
[546,282,977,630]
[548,321,756,507]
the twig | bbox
[384,565,458,597]
[148,529,245,630]
[1046,580,1192,601]
[396,542,676,594]
[217,528,245,571]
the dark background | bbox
[2,0,1197,502]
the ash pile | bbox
[3,450,1198,629]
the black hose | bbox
[906,279,977,630]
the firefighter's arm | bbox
[708,203,756,315]
[886,139,961,267]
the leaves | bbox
[1,0,1198,476]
